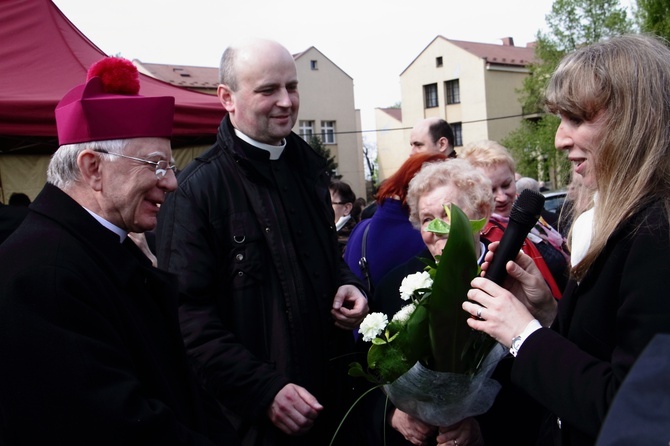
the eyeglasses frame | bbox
[94,149,177,180]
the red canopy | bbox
[0,0,225,153]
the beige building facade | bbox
[135,47,366,199]
[374,107,405,182]
[376,36,535,180]
[292,47,366,198]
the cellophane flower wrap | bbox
[349,204,506,427]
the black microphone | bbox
[484,189,545,285]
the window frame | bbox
[424,83,438,108]
[445,79,461,105]
[299,120,315,142]
[451,122,463,146]
[321,120,336,144]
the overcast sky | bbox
[53,0,559,142]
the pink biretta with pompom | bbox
[55,57,175,145]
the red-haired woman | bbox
[344,152,448,295]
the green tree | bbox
[519,38,565,116]
[544,0,632,51]
[308,135,340,179]
[508,0,633,188]
[636,0,670,40]
[502,115,572,189]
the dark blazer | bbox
[0,183,237,445]
[512,203,670,446]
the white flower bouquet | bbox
[348,204,505,428]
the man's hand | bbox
[331,284,368,330]
[267,384,323,436]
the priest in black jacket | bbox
[0,57,238,445]
[156,38,368,446]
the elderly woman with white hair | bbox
[369,158,493,334]
[361,159,541,446]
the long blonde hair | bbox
[546,34,670,280]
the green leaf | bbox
[418,256,437,269]
[347,362,380,384]
[470,217,487,233]
[426,218,450,235]
[427,204,479,373]
[347,362,366,377]
[402,304,431,365]
[426,208,488,238]
[367,343,385,367]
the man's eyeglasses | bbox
[331,201,348,205]
[94,149,177,180]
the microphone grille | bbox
[509,189,545,228]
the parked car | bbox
[542,189,567,214]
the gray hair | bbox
[47,139,128,190]
[406,158,494,228]
[516,177,541,194]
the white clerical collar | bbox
[84,208,127,242]
[234,129,286,160]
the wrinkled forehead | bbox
[124,137,172,159]
[419,182,459,209]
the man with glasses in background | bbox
[0,57,238,445]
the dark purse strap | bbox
[358,223,373,294]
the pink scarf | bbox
[490,214,570,262]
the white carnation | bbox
[359,312,388,342]
[399,271,433,300]
[391,303,416,324]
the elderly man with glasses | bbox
[0,57,238,445]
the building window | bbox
[310,60,318,70]
[321,121,336,144]
[436,56,443,67]
[299,120,314,141]
[445,79,460,104]
[424,83,438,108]
[451,122,463,146]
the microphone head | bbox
[509,189,545,228]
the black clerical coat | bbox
[0,183,236,445]
[157,116,364,445]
